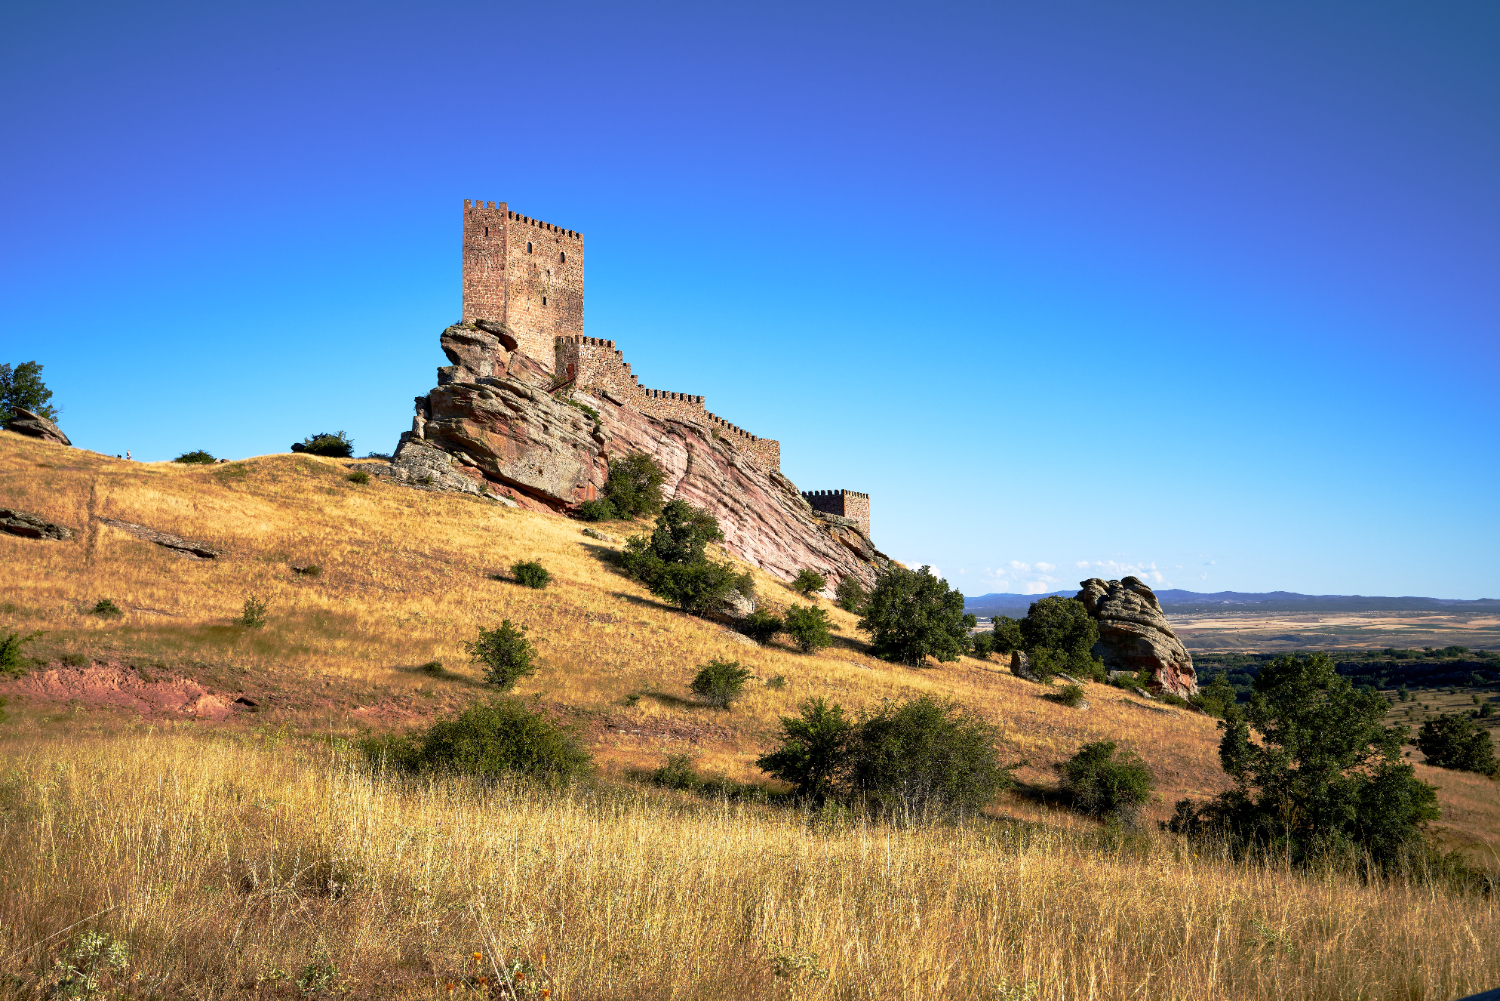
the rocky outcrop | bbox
[4,408,70,446]
[1,509,73,541]
[98,518,221,560]
[392,324,890,587]
[1009,650,1042,683]
[1075,576,1197,696]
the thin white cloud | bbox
[1022,581,1051,594]
[1009,560,1031,573]
[1036,562,1055,572]
[1075,560,1090,569]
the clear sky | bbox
[2,1,1496,599]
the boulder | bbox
[98,518,221,559]
[1009,649,1042,683]
[4,408,71,446]
[1075,577,1198,697]
[0,508,73,541]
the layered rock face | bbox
[1075,576,1198,696]
[4,408,71,446]
[391,324,888,587]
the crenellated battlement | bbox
[801,489,872,537]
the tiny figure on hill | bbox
[791,569,827,598]
[466,620,538,690]
[292,431,354,458]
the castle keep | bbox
[462,200,866,521]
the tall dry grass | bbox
[1,731,1496,1001]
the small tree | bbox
[858,565,974,667]
[783,604,833,653]
[847,695,1010,819]
[510,560,552,589]
[755,697,853,803]
[1058,740,1154,823]
[0,630,41,678]
[466,620,537,690]
[835,576,867,613]
[1194,672,1238,718]
[173,450,217,464]
[690,658,753,708]
[989,615,1023,654]
[293,431,354,458]
[655,559,751,616]
[621,499,751,616]
[647,499,722,564]
[578,499,617,522]
[602,452,666,519]
[91,598,124,617]
[741,608,784,645]
[383,696,591,782]
[792,569,827,598]
[970,631,995,659]
[239,594,269,628]
[1018,597,1104,681]
[0,361,58,424]
[1417,713,1498,775]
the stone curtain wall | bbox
[461,200,584,369]
[555,334,782,474]
[802,489,871,537]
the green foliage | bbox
[846,695,1012,819]
[621,500,750,616]
[1193,671,1238,718]
[1018,597,1104,681]
[858,565,974,666]
[783,604,833,653]
[834,576,867,613]
[970,631,995,659]
[1044,683,1086,708]
[510,560,552,589]
[602,452,666,520]
[238,594,269,628]
[1480,702,1495,718]
[1170,652,1440,871]
[791,569,827,597]
[294,431,354,458]
[465,620,537,690]
[989,615,1023,654]
[655,559,752,616]
[173,450,217,464]
[368,696,591,782]
[90,598,123,618]
[647,499,723,565]
[689,657,752,708]
[0,630,40,678]
[346,469,370,485]
[1416,713,1498,775]
[741,608,784,645]
[1059,740,1154,823]
[46,930,129,999]
[646,753,767,799]
[0,360,58,424]
[756,697,854,804]
[578,498,617,522]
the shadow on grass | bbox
[394,660,485,688]
[635,690,704,709]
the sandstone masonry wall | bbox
[802,489,871,537]
[461,200,584,368]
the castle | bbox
[462,199,869,535]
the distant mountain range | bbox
[964,588,1500,617]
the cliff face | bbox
[1075,576,1199,697]
[390,324,887,588]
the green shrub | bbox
[293,431,354,458]
[619,500,752,616]
[655,559,752,616]
[511,560,552,589]
[646,753,764,799]
[989,615,1023,654]
[741,608,784,645]
[835,576,867,613]
[1417,713,1498,775]
[783,604,833,653]
[466,620,537,690]
[346,469,370,485]
[1480,703,1495,718]
[173,450,216,464]
[756,697,854,803]
[0,630,40,678]
[368,696,590,782]
[90,598,123,617]
[792,569,827,597]
[1058,740,1154,823]
[291,563,322,577]
[1018,597,1105,681]
[601,452,665,520]
[689,658,752,708]
[1193,672,1238,717]
[1044,683,1086,708]
[970,631,995,659]
[578,498,617,522]
[846,695,1011,819]
[858,565,974,666]
[238,594,268,628]
[766,674,786,690]
[1158,692,1191,708]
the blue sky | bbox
[2,1,1496,598]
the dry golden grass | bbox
[1,733,1497,1001]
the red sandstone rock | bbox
[4,407,71,446]
[1075,577,1198,697]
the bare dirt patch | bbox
[6,661,243,719]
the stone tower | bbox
[461,199,584,368]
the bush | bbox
[1193,672,1237,718]
[293,431,354,457]
[1480,702,1495,719]
[689,658,752,708]
[1018,597,1104,681]
[858,565,974,666]
[1059,740,1154,823]
[846,695,1011,819]
[835,576,867,613]
[1169,652,1440,872]
[989,615,1023,654]
[792,569,827,597]
[346,469,370,485]
[0,630,40,678]
[601,452,666,520]
[578,498,617,522]
[655,559,752,616]
[756,697,854,803]
[510,560,552,589]
[466,620,537,690]
[0,361,58,424]
[173,450,216,464]
[970,631,995,659]
[741,608,784,645]
[1044,683,1086,708]
[620,500,750,616]
[783,604,833,653]
[90,598,123,617]
[238,594,269,628]
[1417,713,1498,775]
[369,696,591,782]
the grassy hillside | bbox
[2,430,1498,1000]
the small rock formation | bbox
[1009,649,1042,683]
[390,324,891,588]
[98,518,221,560]
[0,508,73,541]
[580,528,615,542]
[4,408,71,446]
[1075,577,1197,696]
